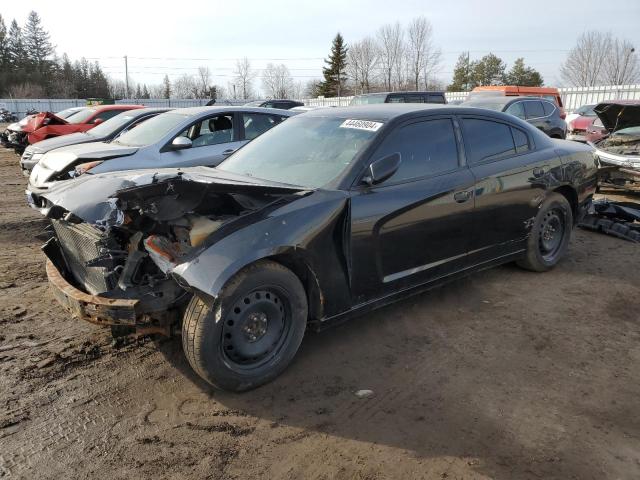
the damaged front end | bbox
[591,102,640,190]
[40,169,305,335]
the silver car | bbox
[27,106,295,201]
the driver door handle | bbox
[454,190,472,203]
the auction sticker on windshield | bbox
[339,119,383,132]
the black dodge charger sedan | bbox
[37,104,597,391]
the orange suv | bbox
[469,86,566,119]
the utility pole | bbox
[124,55,129,98]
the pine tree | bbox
[318,33,348,97]
[23,12,53,66]
[471,53,507,86]
[135,83,142,98]
[0,15,8,95]
[506,58,543,86]
[447,52,472,91]
[163,75,171,99]
[142,84,150,99]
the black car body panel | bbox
[38,105,597,333]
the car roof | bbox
[86,104,144,111]
[301,103,520,122]
[123,107,173,116]
[165,106,296,116]
[465,96,554,106]
[354,91,445,97]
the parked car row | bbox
[13,94,599,392]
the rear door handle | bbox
[454,190,472,203]
[222,148,236,156]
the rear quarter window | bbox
[461,118,516,163]
[542,102,555,116]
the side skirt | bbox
[313,250,525,332]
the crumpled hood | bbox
[39,166,306,224]
[24,112,67,133]
[594,102,640,133]
[39,141,139,172]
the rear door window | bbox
[461,118,516,163]
[524,101,545,119]
[405,95,425,103]
[371,118,459,183]
[386,95,405,103]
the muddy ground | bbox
[0,140,639,480]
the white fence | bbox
[3,84,640,119]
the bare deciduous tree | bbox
[173,74,199,98]
[261,63,294,98]
[377,22,404,91]
[196,66,212,98]
[347,37,378,93]
[603,38,639,85]
[561,31,612,86]
[407,16,442,90]
[233,57,257,99]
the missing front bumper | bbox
[43,240,177,336]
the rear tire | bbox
[517,192,573,272]
[182,260,308,392]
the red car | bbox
[567,115,597,142]
[25,104,144,145]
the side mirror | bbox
[362,153,401,186]
[92,118,104,125]
[171,136,193,150]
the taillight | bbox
[74,160,103,176]
[560,109,567,120]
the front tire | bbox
[182,260,308,392]
[517,192,573,272]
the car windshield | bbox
[350,95,386,105]
[65,108,97,124]
[112,112,190,147]
[56,107,85,119]
[87,112,142,137]
[218,116,379,188]
[576,105,596,116]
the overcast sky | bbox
[3,0,639,93]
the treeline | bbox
[447,54,543,91]
[0,11,110,98]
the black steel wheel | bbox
[517,192,573,272]
[182,260,307,392]
[221,288,291,368]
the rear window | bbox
[462,118,516,163]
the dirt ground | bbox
[0,139,639,480]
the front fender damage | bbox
[39,169,309,332]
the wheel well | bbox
[553,185,578,220]
[268,254,324,323]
